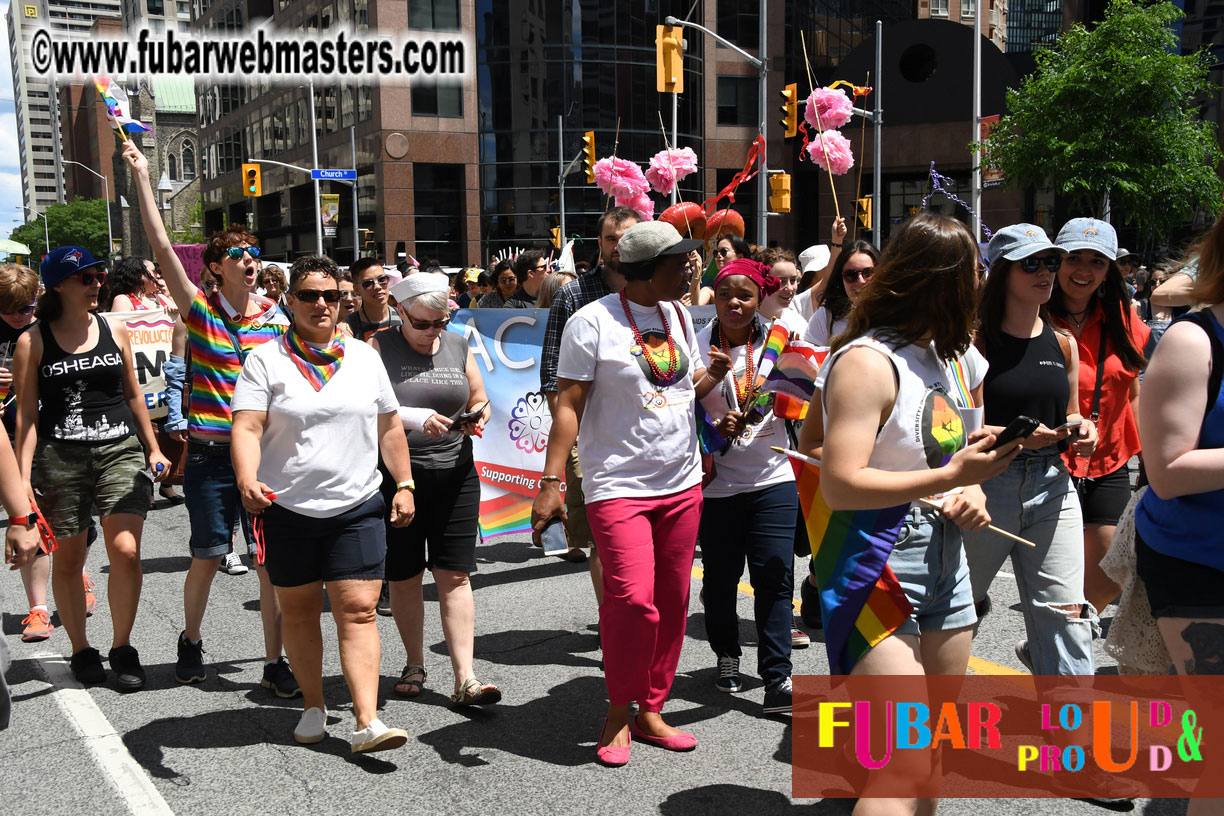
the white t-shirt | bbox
[803,306,848,347]
[232,337,399,517]
[695,320,794,498]
[558,293,703,503]
[769,308,808,338]
[790,286,819,325]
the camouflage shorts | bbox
[33,435,152,538]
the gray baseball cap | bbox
[985,223,1064,266]
[617,221,703,265]
[1055,217,1118,260]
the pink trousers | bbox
[586,484,703,711]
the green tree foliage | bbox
[168,198,205,245]
[982,0,1223,243]
[11,198,110,261]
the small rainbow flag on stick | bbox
[754,323,791,381]
[780,448,913,674]
[94,77,152,140]
[760,341,826,400]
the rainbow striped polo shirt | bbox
[186,291,288,440]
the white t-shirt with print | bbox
[803,306,848,347]
[558,293,703,503]
[232,336,399,517]
[695,320,795,499]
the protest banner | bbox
[108,307,175,420]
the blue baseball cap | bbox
[40,246,106,287]
[1055,218,1118,261]
[986,223,1064,266]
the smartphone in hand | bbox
[988,415,1041,452]
[540,517,569,556]
[1051,419,1083,432]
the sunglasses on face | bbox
[715,247,731,257]
[3,303,36,317]
[360,275,390,290]
[201,280,217,292]
[407,314,450,331]
[78,270,107,286]
[498,277,517,285]
[1017,255,1062,274]
[338,290,356,300]
[843,267,874,283]
[291,289,342,304]
[226,246,261,260]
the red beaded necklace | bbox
[718,321,756,408]
[620,291,679,384]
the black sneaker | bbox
[175,631,206,684]
[799,575,823,630]
[715,656,743,693]
[763,676,793,714]
[261,656,302,698]
[70,647,106,685]
[108,645,146,691]
[376,579,392,617]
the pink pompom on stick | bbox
[594,157,650,201]
[646,147,699,196]
[804,87,853,131]
[617,191,656,222]
[806,129,854,175]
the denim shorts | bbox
[183,440,253,560]
[33,435,152,538]
[887,505,977,637]
[258,493,386,587]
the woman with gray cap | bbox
[1049,218,1149,617]
[965,224,1100,675]
[531,220,710,766]
[12,246,171,689]
[369,271,498,707]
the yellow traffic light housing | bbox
[768,173,791,214]
[779,83,798,139]
[582,130,597,184]
[242,163,262,197]
[656,25,684,93]
[856,196,873,230]
[551,226,562,249]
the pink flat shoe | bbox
[630,716,697,752]
[595,718,631,767]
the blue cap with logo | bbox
[985,223,1063,266]
[40,246,106,288]
[1055,217,1118,261]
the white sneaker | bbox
[293,707,327,744]
[350,717,408,754]
[221,552,248,575]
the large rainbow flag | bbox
[784,449,913,674]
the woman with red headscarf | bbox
[695,259,797,715]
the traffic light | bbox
[768,173,791,214]
[242,163,262,197]
[582,130,597,184]
[551,226,562,249]
[779,83,798,139]
[656,25,684,93]
[856,196,873,230]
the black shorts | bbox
[257,493,386,588]
[1074,462,1132,526]
[381,456,481,581]
[1136,530,1224,619]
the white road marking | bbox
[33,650,175,816]
[998,570,1015,579]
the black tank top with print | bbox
[37,315,135,443]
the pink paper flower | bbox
[617,191,656,222]
[806,129,854,175]
[594,157,649,200]
[804,87,853,131]
[645,147,699,196]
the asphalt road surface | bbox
[0,497,1194,816]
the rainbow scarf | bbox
[784,449,913,674]
[283,328,345,391]
[947,356,976,409]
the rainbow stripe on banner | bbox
[947,356,976,409]
[782,448,913,674]
[479,492,535,540]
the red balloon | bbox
[659,202,706,240]
[705,208,745,246]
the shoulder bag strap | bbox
[1089,329,1107,422]
[210,294,249,364]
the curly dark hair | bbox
[108,257,150,299]
[202,224,259,269]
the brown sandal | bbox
[394,663,426,698]
[450,677,501,707]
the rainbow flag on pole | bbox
[754,323,791,381]
[760,341,826,400]
[94,77,153,137]
[783,449,913,674]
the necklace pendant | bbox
[630,344,643,357]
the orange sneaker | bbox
[83,571,97,617]
[21,608,53,642]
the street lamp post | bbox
[63,160,112,259]
[17,206,50,255]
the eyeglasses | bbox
[291,289,342,304]
[843,266,874,283]
[360,275,390,290]
[2,302,36,317]
[498,277,517,285]
[77,271,107,286]
[715,247,731,257]
[1017,255,1062,274]
[338,290,356,300]
[226,246,261,260]
[406,314,450,331]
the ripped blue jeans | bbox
[964,452,1096,676]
